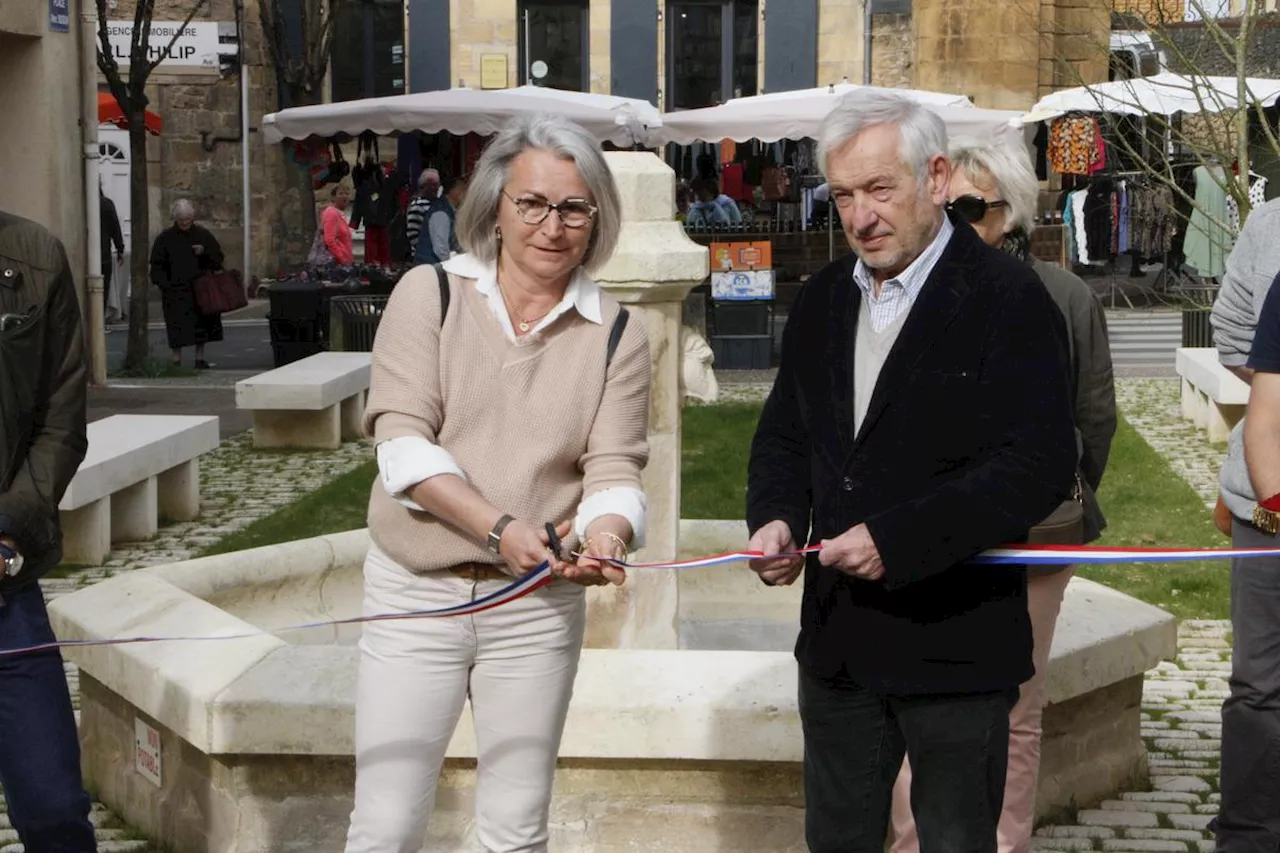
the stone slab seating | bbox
[1176,347,1250,442]
[50,524,1176,853]
[235,352,372,450]
[58,414,220,565]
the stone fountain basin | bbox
[49,523,1176,853]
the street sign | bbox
[48,0,70,33]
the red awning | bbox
[98,91,163,136]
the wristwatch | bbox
[487,514,515,555]
[0,542,24,579]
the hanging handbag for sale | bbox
[192,268,248,315]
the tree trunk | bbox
[125,108,151,371]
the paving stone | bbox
[1169,814,1215,831]
[1101,800,1192,814]
[1037,826,1118,839]
[1124,829,1210,842]
[1032,839,1097,851]
[1195,805,1219,815]
[1121,792,1205,805]
[1079,810,1160,828]
[1101,841,1194,852]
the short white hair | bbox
[418,168,440,191]
[455,113,621,271]
[948,136,1040,234]
[170,198,196,219]
[816,89,948,183]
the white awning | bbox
[261,87,659,147]
[651,87,1024,146]
[1025,73,1280,121]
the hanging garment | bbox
[1082,180,1114,263]
[1117,182,1131,255]
[1072,191,1092,265]
[1183,165,1233,278]
[1048,117,1103,176]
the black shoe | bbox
[195,360,212,370]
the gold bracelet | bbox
[597,531,629,556]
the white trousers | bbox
[344,545,586,853]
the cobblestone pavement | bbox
[1034,621,1230,852]
[1115,379,1224,509]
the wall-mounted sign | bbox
[105,21,223,69]
[49,0,70,32]
[134,717,163,788]
[480,54,508,89]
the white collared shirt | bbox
[375,254,647,545]
[851,216,954,333]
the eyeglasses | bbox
[503,191,598,228]
[948,195,1009,224]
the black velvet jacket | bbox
[746,216,1078,695]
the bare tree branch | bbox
[148,0,211,75]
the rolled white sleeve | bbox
[375,436,467,511]
[574,487,648,549]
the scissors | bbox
[545,522,564,562]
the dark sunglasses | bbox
[948,195,1009,224]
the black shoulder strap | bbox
[606,306,629,368]
[432,262,449,323]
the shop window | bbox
[331,0,406,103]
[667,0,758,111]
[518,0,589,91]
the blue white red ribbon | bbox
[4,542,1279,658]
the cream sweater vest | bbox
[363,264,652,573]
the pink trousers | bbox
[890,568,1075,853]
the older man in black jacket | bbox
[746,91,1077,853]
[0,210,96,852]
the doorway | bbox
[518,0,589,91]
[98,126,131,322]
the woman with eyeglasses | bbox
[889,137,1117,853]
[345,114,651,853]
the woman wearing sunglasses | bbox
[347,113,651,852]
[890,137,1117,853]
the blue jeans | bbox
[799,668,1013,853]
[0,583,96,852]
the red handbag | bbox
[193,269,247,315]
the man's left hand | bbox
[817,524,884,581]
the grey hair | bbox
[170,198,196,219]
[948,136,1039,235]
[455,113,621,271]
[418,168,440,191]
[816,89,948,184]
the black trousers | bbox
[1212,519,1280,853]
[799,668,1014,853]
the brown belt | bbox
[446,562,510,582]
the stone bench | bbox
[235,352,371,450]
[58,415,220,565]
[1176,346,1250,442]
[50,525,1176,852]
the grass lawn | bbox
[199,401,1229,619]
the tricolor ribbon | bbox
[4,542,1277,658]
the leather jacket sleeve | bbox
[0,240,88,585]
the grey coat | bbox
[1033,258,1118,541]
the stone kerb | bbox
[589,151,710,652]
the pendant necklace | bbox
[498,278,550,334]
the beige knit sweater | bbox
[363,263,652,573]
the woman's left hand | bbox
[561,530,628,587]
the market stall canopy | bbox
[504,85,662,128]
[651,88,1024,146]
[261,87,657,147]
[1024,73,1280,122]
[98,91,163,135]
[725,82,974,110]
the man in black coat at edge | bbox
[745,90,1078,853]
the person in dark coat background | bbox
[100,189,124,323]
[149,198,224,369]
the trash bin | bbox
[266,278,325,367]
[330,294,391,352]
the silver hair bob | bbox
[455,113,622,271]
[948,136,1039,235]
[169,198,197,220]
[815,89,948,185]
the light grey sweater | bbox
[1212,199,1280,518]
